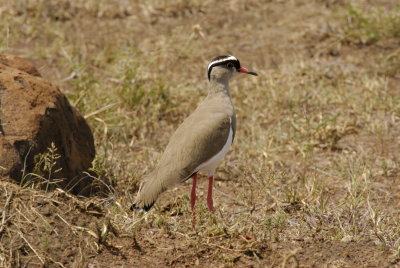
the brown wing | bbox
[158,112,231,181]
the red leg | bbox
[190,173,197,212]
[207,176,215,212]
[191,173,197,229]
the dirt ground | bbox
[1,0,400,267]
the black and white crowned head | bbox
[207,55,258,81]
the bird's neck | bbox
[208,79,231,98]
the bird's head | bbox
[207,55,257,82]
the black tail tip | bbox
[130,202,155,212]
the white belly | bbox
[195,126,233,176]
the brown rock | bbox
[0,54,41,77]
[0,55,96,195]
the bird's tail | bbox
[130,174,166,211]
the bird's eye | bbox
[226,62,234,68]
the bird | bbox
[131,55,257,215]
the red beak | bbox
[239,66,258,76]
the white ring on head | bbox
[207,55,238,72]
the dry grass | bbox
[1,0,400,267]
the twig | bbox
[126,211,151,229]
[15,208,34,225]
[230,203,266,215]
[59,70,80,82]
[0,189,13,235]
[31,207,58,235]
[57,214,98,239]
[84,102,119,119]
[309,166,337,178]
[281,249,300,268]
[17,230,45,265]
[213,188,248,207]
[250,173,264,186]
[201,242,249,253]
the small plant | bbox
[345,5,381,45]
[154,215,168,229]
[21,142,62,191]
[342,4,400,45]
[263,210,287,241]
